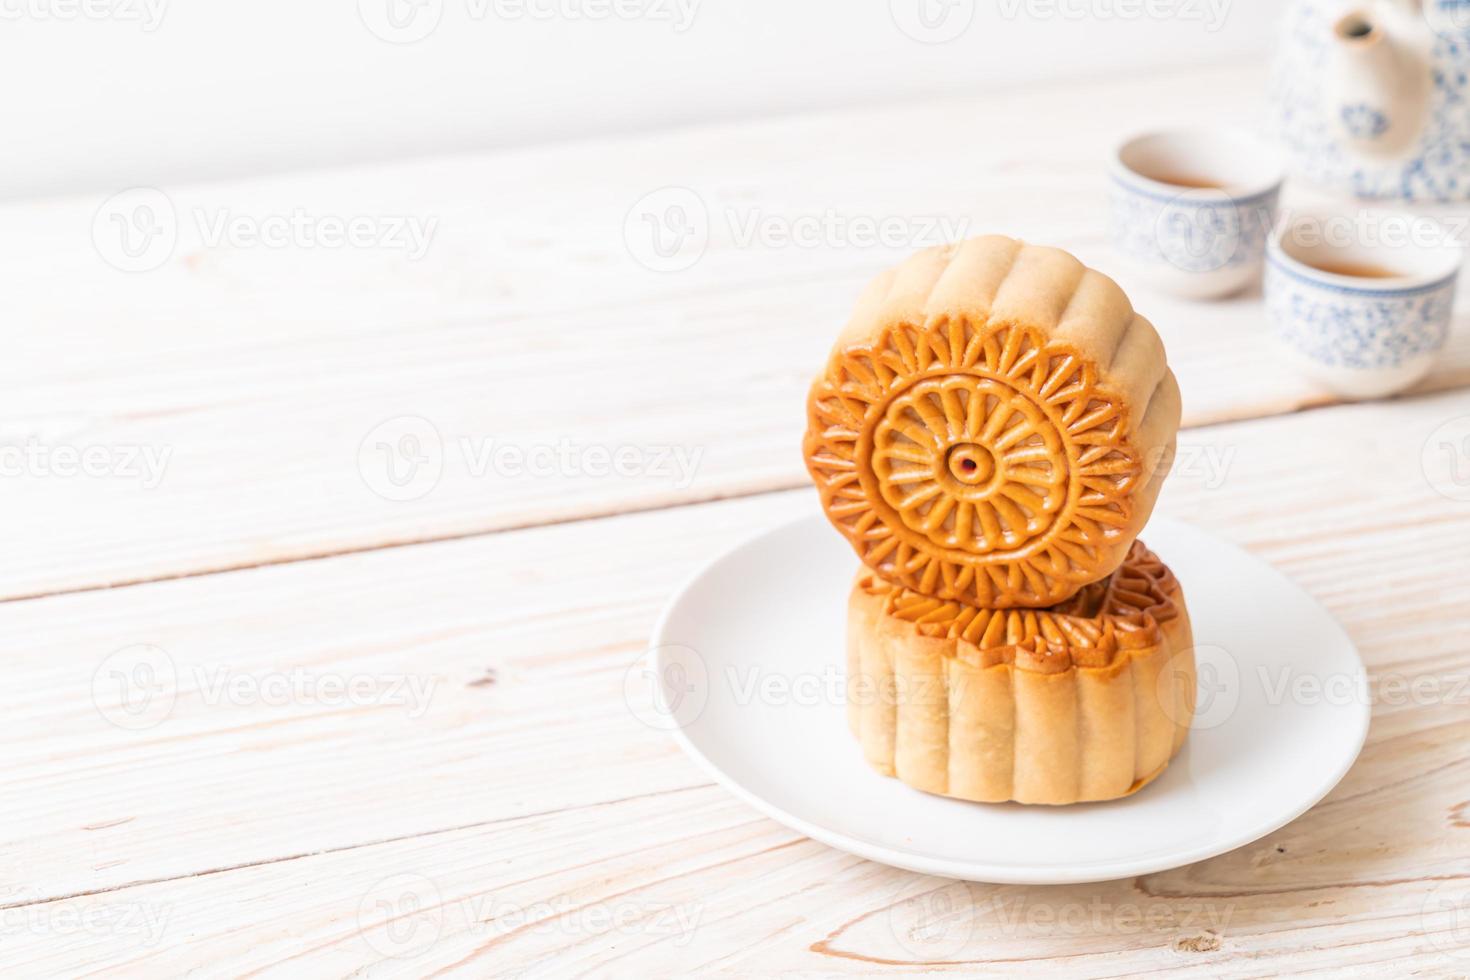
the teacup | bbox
[1109,129,1285,299]
[1265,209,1463,399]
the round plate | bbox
[650,513,1370,884]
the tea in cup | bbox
[1265,209,1463,399]
[1109,129,1286,299]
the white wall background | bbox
[0,0,1281,201]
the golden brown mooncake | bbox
[846,540,1195,806]
[804,235,1181,609]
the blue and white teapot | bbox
[1271,0,1470,200]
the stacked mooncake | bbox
[803,235,1195,805]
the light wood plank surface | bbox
[4,384,1470,974]
[8,60,1470,602]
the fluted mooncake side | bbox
[845,540,1195,805]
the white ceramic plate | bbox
[650,513,1370,884]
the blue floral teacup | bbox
[1109,129,1285,300]
[1266,208,1464,399]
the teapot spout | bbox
[1327,9,1432,159]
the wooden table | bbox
[5,61,1470,976]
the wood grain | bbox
[4,387,1470,973]
[7,61,1470,601]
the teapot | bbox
[1270,0,1470,200]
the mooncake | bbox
[805,236,1181,608]
[846,540,1194,805]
